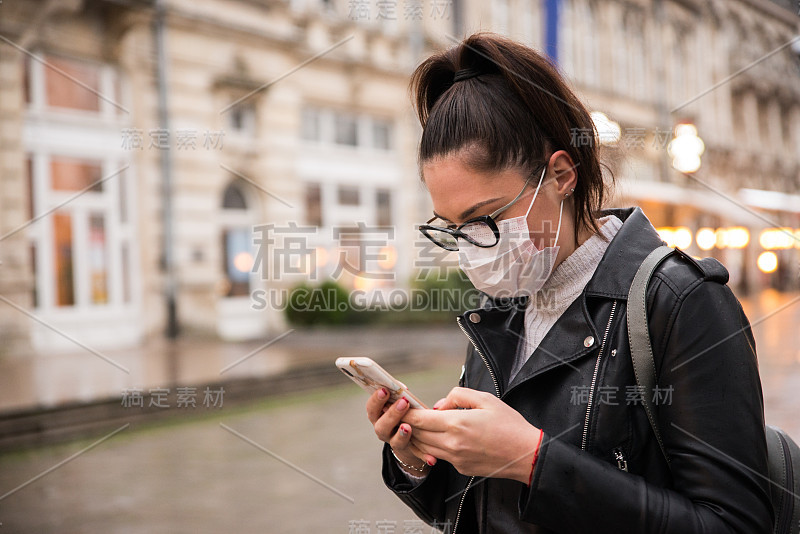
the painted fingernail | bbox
[395,398,408,411]
[399,424,409,436]
[427,458,436,467]
[378,388,387,399]
[433,399,445,410]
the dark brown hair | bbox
[410,31,610,238]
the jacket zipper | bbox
[613,447,628,472]
[456,316,500,397]
[581,300,618,451]
[454,316,501,534]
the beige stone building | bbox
[0,0,798,392]
[469,0,800,292]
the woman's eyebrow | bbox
[458,197,503,221]
[433,197,504,224]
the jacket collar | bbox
[459,206,665,393]
[583,207,665,299]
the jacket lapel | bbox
[505,294,598,391]
[459,206,666,395]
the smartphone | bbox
[335,357,427,409]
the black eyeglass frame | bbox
[418,166,542,252]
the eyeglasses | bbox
[418,167,541,252]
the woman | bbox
[365,33,773,533]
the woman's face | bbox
[422,149,579,253]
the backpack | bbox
[628,245,800,534]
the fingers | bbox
[434,386,492,411]
[410,435,449,464]
[391,424,437,467]
[366,387,390,425]
[401,407,450,432]
[373,396,411,442]
[389,422,412,449]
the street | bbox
[1,290,799,533]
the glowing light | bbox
[656,227,673,246]
[757,252,778,274]
[377,246,397,270]
[667,123,705,174]
[715,228,728,249]
[696,228,716,251]
[726,227,750,249]
[673,227,692,249]
[759,228,795,250]
[656,226,691,249]
[233,251,254,273]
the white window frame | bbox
[23,51,141,349]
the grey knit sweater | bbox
[511,214,623,381]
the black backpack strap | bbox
[627,245,674,465]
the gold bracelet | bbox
[391,448,427,473]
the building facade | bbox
[0,0,798,370]
[472,0,800,292]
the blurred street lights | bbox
[757,251,779,274]
[667,123,705,174]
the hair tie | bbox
[453,68,482,83]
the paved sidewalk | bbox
[0,323,467,413]
[0,292,798,532]
[0,363,463,534]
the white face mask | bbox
[457,165,564,299]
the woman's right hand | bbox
[366,387,436,474]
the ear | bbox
[547,150,578,198]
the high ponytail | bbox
[409,31,610,238]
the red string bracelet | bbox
[528,429,544,487]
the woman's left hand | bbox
[401,387,543,484]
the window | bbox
[53,212,75,307]
[227,101,256,136]
[223,182,247,209]
[376,189,392,227]
[23,53,139,350]
[337,185,360,205]
[221,229,252,297]
[220,182,254,298]
[372,119,393,150]
[302,108,320,141]
[51,157,103,192]
[44,55,101,112]
[25,53,126,120]
[305,183,323,226]
[334,113,358,146]
[301,106,396,151]
[88,214,108,304]
[27,155,131,311]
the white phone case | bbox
[335,357,427,409]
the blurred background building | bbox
[0,0,798,410]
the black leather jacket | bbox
[382,207,773,533]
